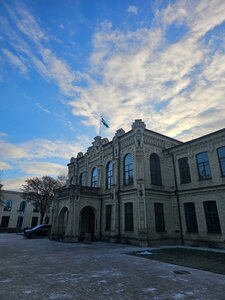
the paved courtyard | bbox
[0,234,225,299]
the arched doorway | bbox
[79,206,95,241]
[58,207,69,239]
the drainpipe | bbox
[171,153,184,246]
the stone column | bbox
[64,186,78,242]
[50,193,60,240]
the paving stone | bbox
[0,234,225,300]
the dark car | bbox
[24,224,52,239]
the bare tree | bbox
[21,176,64,224]
[57,174,67,186]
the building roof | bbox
[166,127,225,152]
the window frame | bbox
[105,204,112,231]
[196,151,212,181]
[217,146,225,177]
[154,203,166,233]
[124,154,134,186]
[106,161,113,190]
[184,202,198,233]
[203,201,221,234]
[91,167,98,187]
[1,216,10,228]
[3,200,12,212]
[18,201,26,212]
[17,216,23,228]
[150,153,162,186]
[31,216,39,227]
[124,202,134,232]
[70,177,75,185]
[79,172,84,185]
[178,157,191,184]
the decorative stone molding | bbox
[132,119,146,130]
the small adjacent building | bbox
[51,119,225,248]
[0,190,49,232]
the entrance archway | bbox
[58,207,69,239]
[79,206,95,241]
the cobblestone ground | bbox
[0,234,225,300]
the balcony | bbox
[56,185,100,199]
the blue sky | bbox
[1,0,225,190]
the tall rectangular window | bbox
[150,153,162,186]
[31,217,38,227]
[1,216,10,227]
[91,168,98,187]
[178,157,191,184]
[79,173,84,185]
[203,201,221,234]
[154,203,165,232]
[124,154,133,186]
[17,216,23,228]
[217,146,225,177]
[196,152,211,180]
[184,202,198,233]
[106,162,113,189]
[124,203,134,232]
[105,205,112,231]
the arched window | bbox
[91,168,98,187]
[70,177,75,185]
[124,154,133,186]
[18,201,26,212]
[79,173,84,186]
[106,161,113,189]
[150,153,162,186]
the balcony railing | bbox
[56,185,100,198]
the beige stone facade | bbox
[0,190,49,231]
[51,120,225,248]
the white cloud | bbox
[1,0,225,144]
[2,48,28,75]
[0,139,29,160]
[0,161,12,170]
[2,176,30,191]
[1,0,225,189]
[69,0,225,139]
[23,139,84,160]
[19,162,67,176]
[1,3,80,96]
[0,132,7,137]
[35,102,51,114]
[4,2,47,43]
[0,138,85,162]
[39,47,78,96]
[0,136,86,189]
[127,5,138,15]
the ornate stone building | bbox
[51,120,225,248]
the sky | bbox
[1,0,225,191]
